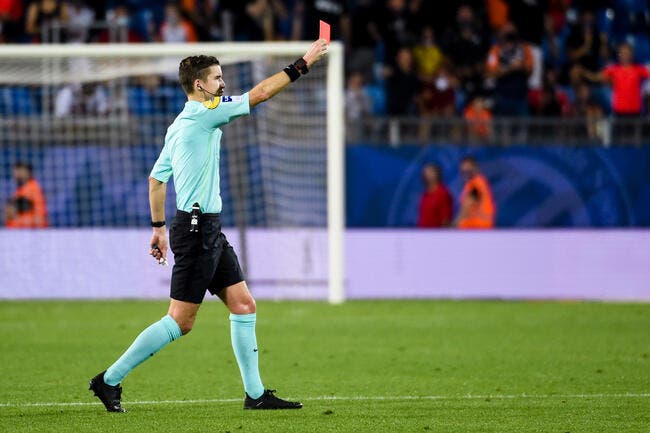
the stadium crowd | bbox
[1,0,649,125]
[2,1,649,229]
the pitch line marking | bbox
[1,393,649,409]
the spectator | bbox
[530,69,570,116]
[486,23,533,116]
[417,67,456,116]
[535,86,562,117]
[386,47,419,115]
[585,43,650,116]
[180,0,222,41]
[375,0,418,68]
[159,3,198,43]
[442,5,490,99]
[54,82,109,117]
[5,162,48,229]
[412,26,443,81]
[99,5,144,42]
[298,0,349,41]
[25,0,68,42]
[544,0,571,69]
[219,0,268,41]
[455,156,495,229]
[250,0,293,41]
[417,66,457,141]
[85,0,107,24]
[566,9,608,85]
[273,0,293,39]
[506,0,547,91]
[573,82,605,117]
[546,0,570,34]
[347,0,381,83]
[486,0,509,31]
[572,81,606,140]
[417,163,453,228]
[411,0,482,40]
[0,0,23,42]
[464,95,492,141]
[65,0,94,43]
[345,71,372,141]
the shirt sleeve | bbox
[603,65,614,80]
[523,44,534,72]
[638,65,650,79]
[486,46,499,73]
[150,144,173,183]
[196,93,251,130]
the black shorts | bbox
[169,210,245,304]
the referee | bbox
[89,39,329,412]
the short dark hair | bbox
[460,156,478,166]
[178,55,220,95]
[423,163,443,182]
[13,161,33,174]
[618,42,634,52]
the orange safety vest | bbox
[464,106,492,138]
[458,174,495,229]
[6,178,48,228]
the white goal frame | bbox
[0,42,346,304]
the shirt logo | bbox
[221,95,242,103]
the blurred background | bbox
[0,0,649,301]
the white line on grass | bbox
[1,393,649,409]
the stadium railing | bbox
[347,116,650,147]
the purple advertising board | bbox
[1,229,648,301]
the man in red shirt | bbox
[5,161,48,228]
[417,163,453,228]
[585,43,649,115]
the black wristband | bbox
[283,64,301,82]
[293,57,309,75]
[151,221,165,227]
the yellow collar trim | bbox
[203,97,220,109]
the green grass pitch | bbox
[1,300,649,432]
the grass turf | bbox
[0,300,649,432]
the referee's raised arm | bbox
[248,39,329,108]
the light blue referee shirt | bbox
[150,93,250,213]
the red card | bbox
[319,20,331,43]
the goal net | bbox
[0,43,344,303]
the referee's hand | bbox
[150,227,168,265]
[303,39,329,68]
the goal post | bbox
[0,42,345,303]
[326,42,345,304]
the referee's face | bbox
[201,65,225,97]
